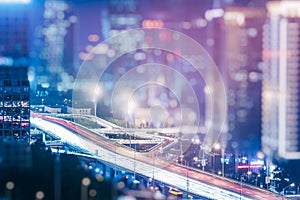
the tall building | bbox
[222,7,266,154]
[262,1,300,160]
[0,67,30,143]
[0,1,31,143]
[205,5,266,154]
[34,0,76,105]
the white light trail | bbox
[31,117,253,200]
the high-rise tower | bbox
[0,1,31,144]
[262,1,300,160]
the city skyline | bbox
[1,0,300,199]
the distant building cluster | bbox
[197,1,300,163]
[1,0,300,169]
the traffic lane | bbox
[34,115,283,200]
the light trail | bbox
[31,116,283,200]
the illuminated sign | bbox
[237,164,263,170]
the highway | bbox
[31,115,284,200]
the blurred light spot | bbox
[109,30,119,37]
[159,31,171,42]
[206,38,214,47]
[231,141,238,149]
[57,11,65,19]
[69,15,77,23]
[6,181,14,190]
[154,49,162,56]
[166,54,174,62]
[195,18,207,28]
[189,78,197,85]
[41,82,50,88]
[205,8,224,21]
[36,191,44,200]
[28,70,35,82]
[86,45,94,52]
[88,34,99,42]
[118,67,126,74]
[237,109,247,118]
[224,11,245,26]
[157,75,165,85]
[89,189,97,197]
[248,28,257,37]
[160,93,167,101]
[134,52,146,60]
[182,21,191,29]
[107,49,115,57]
[117,181,125,190]
[96,174,104,182]
[249,72,261,82]
[169,99,178,108]
[173,32,180,41]
[79,52,93,60]
[234,72,247,82]
[95,168,100,173]
[136,66,146,74]
[188,111,197,121]
[93,44,109,54]
[82,177,91,186]
[142,19,164,28]
[256,151,265,159]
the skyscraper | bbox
[262,1,300,160]
[223,7,266,154]
[205,5,266,154]
[0,67,30,143]
[0,1,31,143]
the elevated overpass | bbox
[30,114,284,200]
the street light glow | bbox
[214,142,221,150]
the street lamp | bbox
[282,183,295,198]
[240,175,245,200]
[92,86,103,117]
[256,174,261,187]
[127,99,138,128]
[212,142,225,176]
[182,157,197,198]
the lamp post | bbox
[240,176,244,200]
[92,86,102,117]
[213,142,225,176]
[199,145,207,171]
[182,157,197,198]
[256,174,261,187]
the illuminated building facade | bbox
[222,7,266,154]
[262,1,300,160]
[0,67,30,143]
[205,6,266,154]
[0,1,31,143]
